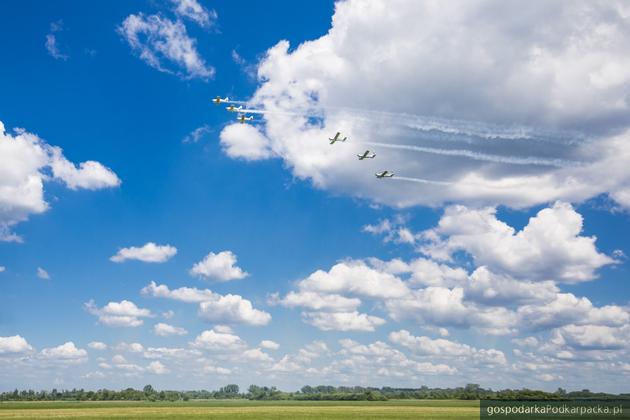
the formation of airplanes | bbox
[328,132,347,144]
[357,150,376,160]
[226,104,243,113]
[237,114,254,124]
[213,96,394,179]
[329,131,393,179]
[212,96,230,104]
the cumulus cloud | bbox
[219,0,630,210]
[303,311,386,332]
[141,281,216,302]
[296,260,409,299]
[118,13,213,80]
[153,322,188,336]
[88,341,107,350]
[260,340,280,350]
[110,242,177,263]
[147,360,170,374]
[198,294,271,326]
[420,202,615,283]
[389,330,506,365]
[190,329,246,352]
[142,281,269,326]
[270,291,361,312]
[0,335,33,354]
[0,266,5,272]
[190,251,248,281]
[219,124,273,161]
[114,342,145,353]
[0,121,120,241]
[85,300,153,327]
[40,342,87,362]
[171,0,217,28]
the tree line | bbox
[1,384,628,402]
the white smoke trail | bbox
[363,141,579,168]
[391,176,453,186]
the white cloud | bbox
[389,329,506,365]
[242,348,273,363]
[141,281,270,326]
[85,300,153,327]
[220,0,630,210]
[198,294,271,326]
[553,324,629,350]
[118,13,213,80]
[296,260,409,299]
[0,121,119,241]
[465,267,559,306]
[36,267,50,280]
[141,281,216,303]
[386,286,518,335]
[0,335,33,354]
[219,124,273,161]
[190,329,246,352]
[517,293,629,330]
[153,322,188,336]
[190,251,248,281]
[45,20,68,60]
[40,342,87,361]
[0,266,5,272]
[271,291,361,312]
[171,0,217,28]
[259,340,280,350]
[88,341,107,350]
[303,311,385,332]
[147,360,170,374]
[115,342,145,353]
[389,330,473,357]
[110,242,177,263]
[182,125,211,144]
[420,202,615,283]
[213,325,234,334]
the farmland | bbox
[0,399,479,419]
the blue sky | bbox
[1,0,630,393]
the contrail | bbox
[391,176,453,186]
[224,103,585,146]
[363,141,580,168]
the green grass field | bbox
[0,399,479,419]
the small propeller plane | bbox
[329,132,347,145]
[357,150,376,160]
[237,114,254,124]
[375,171,394,178]
[212,96,230,104]
[226,105,243,113]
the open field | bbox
[0,399,479,419]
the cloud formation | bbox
[110,242,177,263]
[85,300,153,327]
[190,251,248,281]
[118,13,213,80]
[0,121,120,241]
[219,0,630,210]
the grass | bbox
[0,399,479,419]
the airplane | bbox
[328,132,347,145]
[375,171,394,178]
[226,105,243,112]
[357,150,376,160]
[212,96,229,104]
[237,114,254,124]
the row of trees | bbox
[1,384,628,402]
